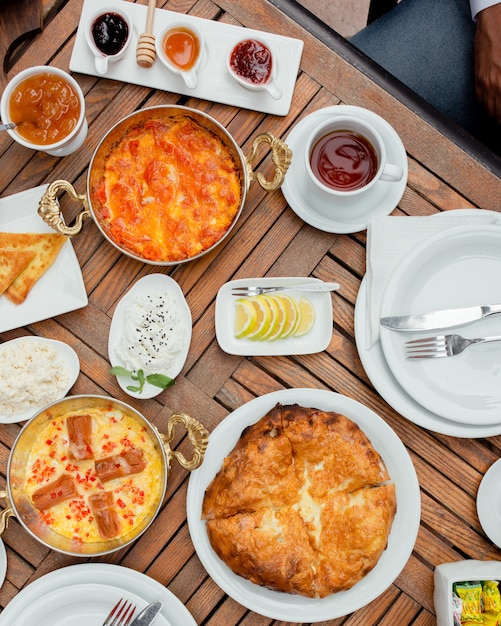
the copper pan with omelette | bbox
[37,105,292,266]
[0,395,208,556]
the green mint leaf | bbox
[110,366,145,393]
[126,384,142,392]
[146,373,175,389]
[109,366,132,377]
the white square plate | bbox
[215,277,333,356]
[0,185,88,332]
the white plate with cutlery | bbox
[0,563,193,625]
[215,277,334,356]
[379,223,501,425]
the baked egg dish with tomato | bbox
[23,405,163,545]
[89,112,242,263]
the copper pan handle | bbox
[159,412,209,471]
[0,489,15,535]
[38,180,91,237]
[245,132,292,192]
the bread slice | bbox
[0,249,36,296]
[0,232,68,304]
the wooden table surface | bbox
[2,1,501,624]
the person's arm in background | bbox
[470,0,501,122]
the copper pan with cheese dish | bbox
[0,394,208,556]
[37,105,292,265]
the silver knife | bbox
[130,601,163,626]
[380,303,501,331]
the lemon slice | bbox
[256,295,280,340]
[245,296,273,340]
[294,297,316,336]
[234,299,257,338]
[273,294,300,339]
[266,296,287,340]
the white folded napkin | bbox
[365,212,501,349]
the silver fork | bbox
[102,598,137,626]
[231,282,340,296]
[405,333,501,358]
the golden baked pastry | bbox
[0,232,67,304]
[0,249,35,296]
[202,403,397,598]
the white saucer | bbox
[282,106,408,233]
[477,459,501,548]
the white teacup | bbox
[304,115,403,197]
[85,7,132,75]
[227,37,282,100]
[156,23,204,89]
[0,66,88,157]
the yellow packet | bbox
[455,582,484,623]
[483,581,501,626]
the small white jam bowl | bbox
[0,66,88,156]
[156,23,205,90]
[85,7,133,75]
[226,37,282,100]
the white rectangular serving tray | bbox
[70,0,304,116]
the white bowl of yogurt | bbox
[108,274,192,399]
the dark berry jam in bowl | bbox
[227,38,282,100]
[304,114,403,198]
[85,8,132,75]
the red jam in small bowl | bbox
[229,39,272,85]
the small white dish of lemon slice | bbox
[215,277,333,356]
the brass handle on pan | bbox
[160,412,209,471]
[38,180,91,236]
[0,490,15,535]
[245,132,293,191]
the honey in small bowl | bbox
[8,72,81,146]
[162,27,200,71]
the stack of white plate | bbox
[355,209,501,438]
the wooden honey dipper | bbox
[136,0,157,68]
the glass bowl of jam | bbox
[0,65,88,156]
[85,7,132,75]
[227,38,282,100]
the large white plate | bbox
[0,563,195,625]
[355,278,501,438]
[380,224,501,425]
[282,106,408,233]
[186,388,420,622]
[215,277,333,356]
[477,458,501,549]
[70,0,303,117]
[354,209,501,438]
[10,583,170,626]
[0,337,80,423]
[108,274,191,399]
[0,185,88,333]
